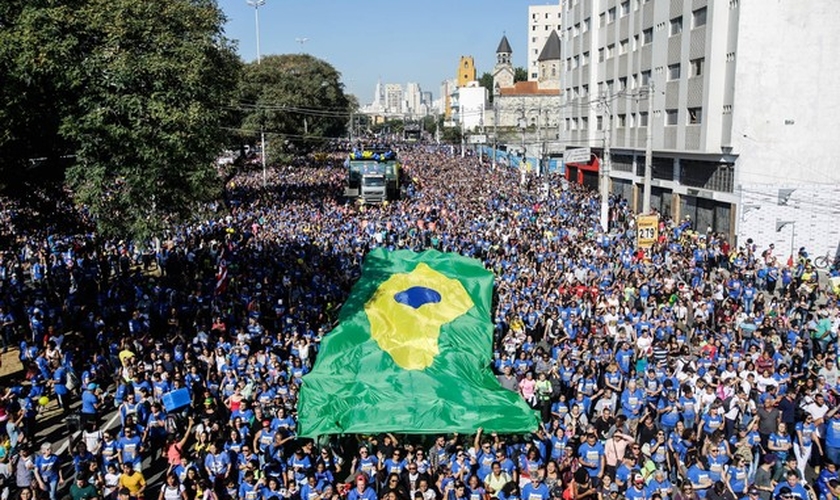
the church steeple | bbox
[493,34,514,91]
[496,35,512,65]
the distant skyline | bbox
[220,0,554,102]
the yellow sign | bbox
[637,214,659,248]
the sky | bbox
[219,0,553,103]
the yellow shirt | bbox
[119,471,146,495]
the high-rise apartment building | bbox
[384,84,404,115]
[528,4,563,81]
[559,0,840,254]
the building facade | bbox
[384,84,404,115]
[528,5,563,81]
[558,0,840,255]
[457,56,476,87]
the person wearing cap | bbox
[80,382,100,429]
[624,474,648,500]
[347,474,376,500]
[771,470,807,499]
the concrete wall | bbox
[731,1,840,186]
[738,184,840,260]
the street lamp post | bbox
[247,0,268,187]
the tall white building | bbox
[384,84,404,115]
[558,0,840,255]
[405,82,423,117]
[528,4,563,81]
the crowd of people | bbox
[0,144,836,500]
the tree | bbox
[514,67,528,83]
[0,0,241,239]
[478,72,495,102]
[238,54,351,165]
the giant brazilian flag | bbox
[298,249,539,436]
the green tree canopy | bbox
[0,0,241,239]
[514,67,528,82]
[238,54,351,164]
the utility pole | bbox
[492,85,499,169]
[642,84,654,213]
[247,0,268,187]
[600,93,612,232]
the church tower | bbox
[493,35,515,91]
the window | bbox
[571,118,578,130]
[531,72,538,79]
[690,58,704,77]
[573,24,580,36]
[581,117,589,130]
[532,25,537,31]
[619,39,629,55]
[597,116,604,130]
[620,1,630,17]
[687,107,702,125]
[639,111,649,126]
[668,63,681,80]
[726,52,736,62]
[606,44,615,58]
[607,7,616,23]
[631,35,639,51]
[598,48,605,62]
[582,19,590,32]
[641,70,651,86]
[666,109,678,125]
[617,114,627,127]
[629,74,637,88]
[722,105,733,114]
[599,13,606,27]
[692,7,707,28]
[618,77,627,90]
[582,52,590,65]
[572,56,579,69]
[643,28,653,45]
[531,37,536,43]
[582,84,589,96]
[545,25,550,31]
[670,16,683,36]
[606,79,615,93]
[629,114,636,127]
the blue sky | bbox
[219,0,549,103]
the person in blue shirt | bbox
[49,361,70,414]
[646,468,672,500]
[117,426,144,469]
[772,470,809,499]
[624,475,648,500]
[80,383,101,429]
[239,471,261,500]
[577,433,605,484]
[353,446,378,480]
[817,462,839,500]
[34,442,64,500]
[621,379,645,435]
[204,441,231,481]
[521,475,550,500]
[679,387,699,430]
[725,454,749,497]
[686,458,713,499]
[347,474,377,500]
[794,414,821,478]
[383,449,408,475]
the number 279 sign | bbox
[636,215,659,248]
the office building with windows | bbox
[558,0,840,254]
[528,5,563,81]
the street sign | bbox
[636,214,659,248]
[469,134,487,144]
[563,147,591,164]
